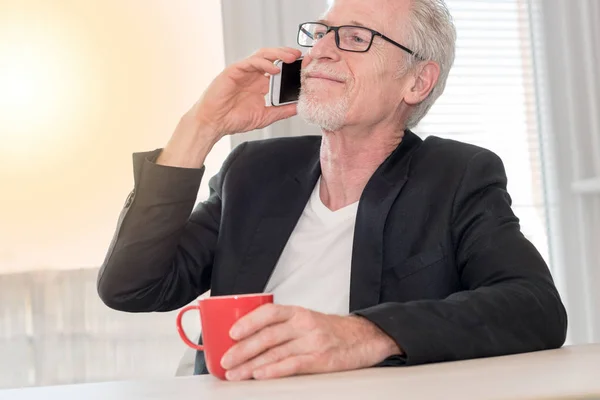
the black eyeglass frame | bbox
[297,22,420,58]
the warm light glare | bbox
[0,22,79,152]
[1,60,36,109]
[0,0,226,273]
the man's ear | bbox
[403,61,440,106]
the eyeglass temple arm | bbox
[379,34,420,58]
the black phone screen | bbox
[279,59,302,104]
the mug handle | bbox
[176,305,204,351]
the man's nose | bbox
[309,30,340,61]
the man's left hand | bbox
[220,304,402,381]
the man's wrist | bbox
[350,315,403,359]
[157,115,219,169]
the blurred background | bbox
[0,0,598,389]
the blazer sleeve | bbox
[354,149,568,365]
[97,142,247,312]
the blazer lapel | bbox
[231,146,322,295]
[349,130,423,311]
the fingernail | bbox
[229,327,240,340]
[253,369,265,380]
[221,354,231,369]
[225,371,242,381]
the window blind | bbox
[415,0,551,264]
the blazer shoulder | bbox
[421,135,493,156]
[416,135,501,167]
[406,135,505,188]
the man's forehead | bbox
[315,18,369,28]
[321,0,411,35]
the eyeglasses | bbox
[297,22,419,57]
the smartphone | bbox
[269,57,303,106]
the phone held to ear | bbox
[268,57,303,107]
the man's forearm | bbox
[97,150,208,312]
[157,114,219,169]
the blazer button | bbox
[125,190,135,207]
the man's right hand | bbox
[157,47,303,168]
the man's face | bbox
[298,0,413,132]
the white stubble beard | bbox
[297,78,350,132]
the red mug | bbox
[176,293,273,380]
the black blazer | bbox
[98,130,567,373]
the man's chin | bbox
[298,95,336,110]
[297,100,347,132]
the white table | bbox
[1,344,599,400]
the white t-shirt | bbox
[264,177,358,315]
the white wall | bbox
[532,0,600,344]
[0,0,230,273]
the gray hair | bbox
[403,0,457,129]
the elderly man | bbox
[98,0,567,381]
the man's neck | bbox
[319,127,404,211]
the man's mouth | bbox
[305,72,345,83]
